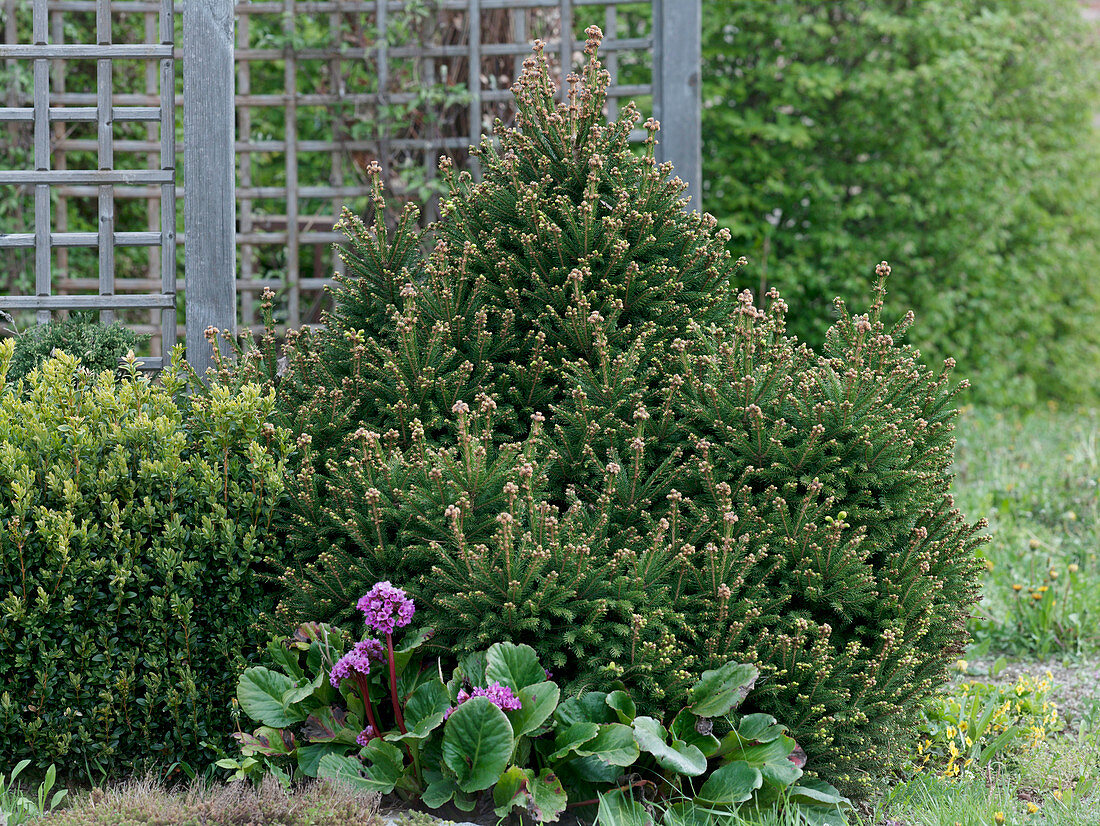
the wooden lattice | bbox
[229,0,669,333]
[0,0,177,368]
[1,0,698,356]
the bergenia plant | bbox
[231,584,851,825]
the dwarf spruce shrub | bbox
[228,30,984,791]
[0,342,288,773]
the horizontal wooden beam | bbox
[0,294,175,310]
[0,44,173,59]
[0,169,174,185]
[0,106,162,123]
[0,231,163,249]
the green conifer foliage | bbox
[657,267,986,789]
[235,30,985,791]
[277,402,692,705]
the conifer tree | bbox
[221,30,986,792]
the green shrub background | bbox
[5,315,147,384]
[701,0,1100,406]
[0,342,288,773]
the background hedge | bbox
[702,0,1100,406]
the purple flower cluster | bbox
[329,639,384,688]
[356,726,377,747]
[444,682,523,720]
[357,581,416,635]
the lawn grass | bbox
[854,405,1100,826]
[953,406,1100,659]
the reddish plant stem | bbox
[567,780,655,809]
[354,674,381,738]
[387,633,407,734]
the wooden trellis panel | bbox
[0,0,699,358]
[228,0,693,334]
[0,0,177,369]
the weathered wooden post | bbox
[653,0,702,212]
[183,0,236,374]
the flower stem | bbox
[355,674,381,738]
[387,633,407,734]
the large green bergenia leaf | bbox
[493,766,568,823]
[422,777,460,809]
[507,680,560,737]
[485,642,546,691]
[548,721,599,760]
[318,741,404,794]
[719,731,798,766]
[237,667,308,727]
[689,662,758,718]
[442,696,515,792]
[391,628,432,677]
[632,717,707,777]
[605,691,636,724]
[236,726,294,756]
[297,743,347,777]
[575,723,639,767]
[695,761,763,806]
[555,692,615,727]
[670,710,719,758]
[736,713,784,742]
[386,679,450,742]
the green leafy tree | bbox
[701,0,1100,405]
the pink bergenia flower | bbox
[444,681,523,719]
[329,647,371,688]
[357,581,416,635]
[356,726,377,747]
[355,638,386,662]
[329,639,386,688]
